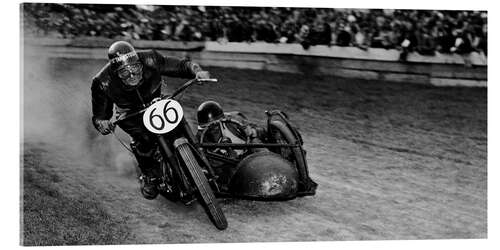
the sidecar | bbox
[197,110,318,200]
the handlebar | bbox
[111,78,218,125]
[169,78,217,100]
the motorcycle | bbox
[112,78,228,230]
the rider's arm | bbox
[91,77,114,127]
[151,50,203,78]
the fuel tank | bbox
[228,151,299,200]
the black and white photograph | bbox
[15,0,493,247]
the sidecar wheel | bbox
[177,142,228,230]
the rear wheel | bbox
[177,142,228,230]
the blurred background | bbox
[22,3,487,57]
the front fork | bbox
[155,118,221,197]
[179,118,221,192]
[156,135,192,199]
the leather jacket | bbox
[91,50,202,126]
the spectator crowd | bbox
[23,4,487,57]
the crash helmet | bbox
[197,101,224,127]
[108,41,144,88]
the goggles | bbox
[117,63,143,79]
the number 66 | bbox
[143,99,184,134]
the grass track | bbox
[21,56,487,244]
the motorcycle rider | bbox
[91,40,211,200]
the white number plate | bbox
[143,99,184,134]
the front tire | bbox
[176,141,228,230]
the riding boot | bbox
[131,142,159,200]
[139,173,159,200]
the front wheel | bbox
[176,139,228,230]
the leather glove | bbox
[195,71,211,80]
[94,119,115,135]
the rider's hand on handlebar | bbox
[195,71,211,82]
[95,119,116,135]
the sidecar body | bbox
[197,110,317,200]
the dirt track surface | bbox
[21,55,487,245]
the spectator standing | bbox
[353,26,370,50]
[336,23,352,47]
[279,17,299,43]
[450,29,472,54]
[415,27,436,55]
[308,20,332,46]
[436,27,455,53]
[477,24,487,55]
[296,24,311,49]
